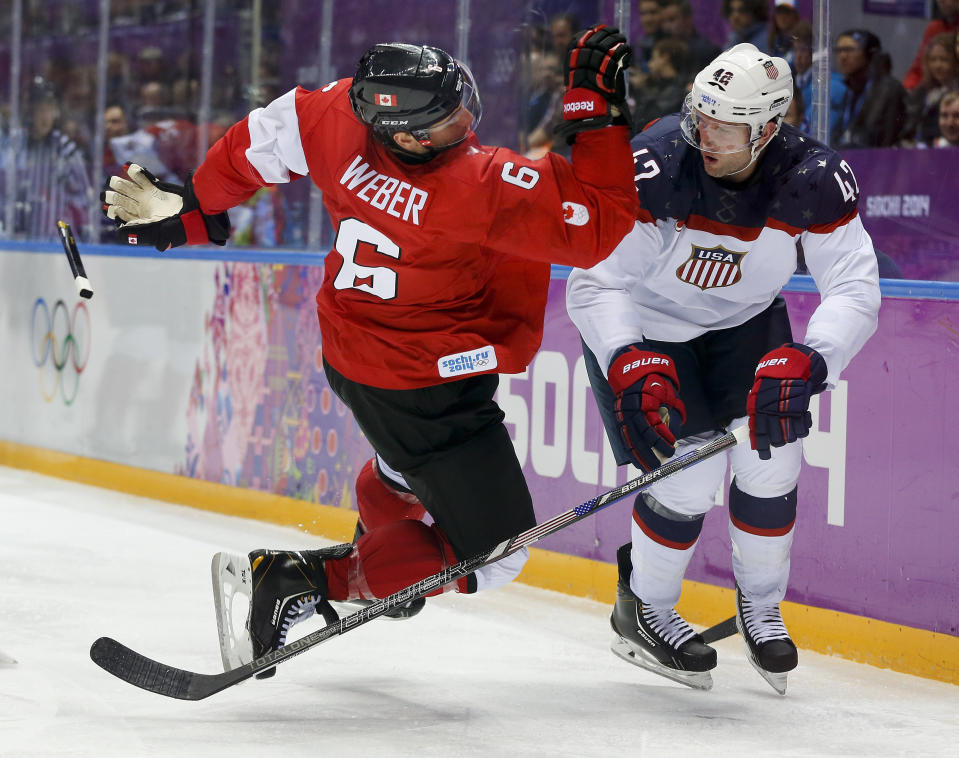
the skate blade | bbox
[746,653,788,695]
[736,616,789,695]
[610,635,713,691]
[211,551,254,673]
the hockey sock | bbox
[324,519,467,601]
[629,493,705,607]
[728,478,796,605]
[355,457,427,532]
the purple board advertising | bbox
[846,148,959,282]
[509,280,959,637]
[863,0,929,16]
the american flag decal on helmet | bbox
[764,60,779,79]
[676,245,746,290]
[375,93,397,106]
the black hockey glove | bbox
[554,24,633,145]
[101,163,231,251]
[607,343,686,472]
[747,343,828,460]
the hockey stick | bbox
[90,425,750,701]
[700,615,737,644]
[57,220,93,299]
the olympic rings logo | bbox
[31,298,91,405]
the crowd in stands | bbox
[2,0,958,246]
[521,0,959,156]
[0,0,286,243]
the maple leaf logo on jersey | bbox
[562,201,589,226]
[675,245,746,290]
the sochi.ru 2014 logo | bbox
[31,298,91,404]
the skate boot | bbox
[212,544,351,679]
[736,585,798,695]
[609,544,717,690]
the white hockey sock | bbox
[629,519,698,608]
[729,522,794,606]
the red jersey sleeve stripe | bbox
[806,208,858,235]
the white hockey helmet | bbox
[680,43,793,159]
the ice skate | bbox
[609,544,716,690]
[736,586,798,695]
[211,545,350,679]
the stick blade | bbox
[90,637,224,700]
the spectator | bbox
[902,33,959,146]
[930,89,959,146]
[137,81,198,181]
[791,20,846,137]
[902,0,959,90]
[658,0,720,74]
[631,38,691,130]
[521,50,563,158]
[831,30,907,148]
[103,103,178,184]
[768,0,802,64]
[136,46,173,87]
[549,13,579,60]
[635,0,666,71]
[1,77,92,240]
[722,0,770,53]
[784,83,805,128]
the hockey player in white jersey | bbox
[566,44,881,694]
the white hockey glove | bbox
[101,163,230,251]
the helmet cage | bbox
[406,62,481,147]
[680,44,792,162]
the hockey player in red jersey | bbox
[567,43,881,694]
[102,28,637,676]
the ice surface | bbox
[1,465,957,758]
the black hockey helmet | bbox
[349,43,481,151]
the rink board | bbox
[1,246,957,682]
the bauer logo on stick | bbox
[56,220,93,299]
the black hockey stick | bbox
[700,615,737,644]
[57,220,93,299]
[90,425,750,700]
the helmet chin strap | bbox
[389,141,439,163]
[712,119,781,178]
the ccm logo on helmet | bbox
[621,356,672,374]
[564,100,596,114]
[756,357,789,371]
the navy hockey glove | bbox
[554,24,632,144]
[101,163,230,251]
[607,344,686,472]
[747,343,828,460]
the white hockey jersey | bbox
[566,115,882,388]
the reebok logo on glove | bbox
[621,356,672,375]
[564,100,596,114]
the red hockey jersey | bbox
[193,79,637,389]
